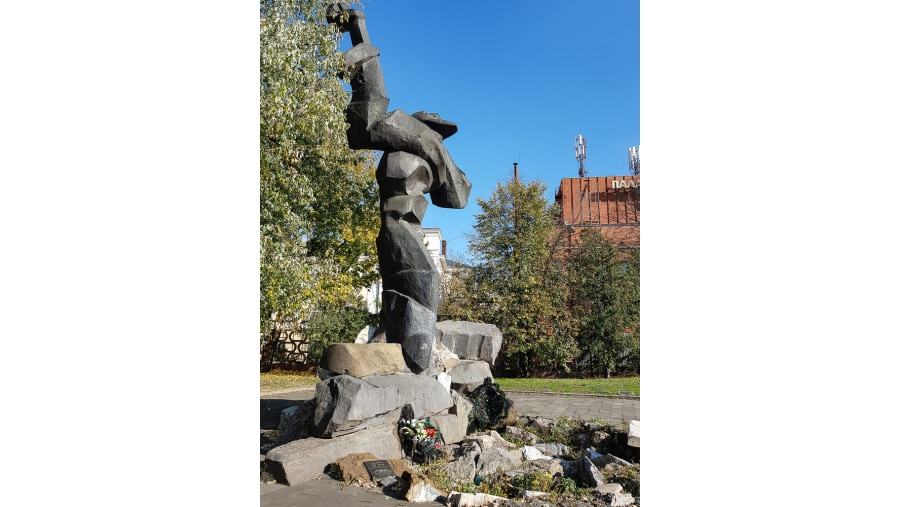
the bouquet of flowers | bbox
[398,417,444,463]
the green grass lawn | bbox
[260,370,319,395]
[494,376,639,396]
[261,370,639,396]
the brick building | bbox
[555,175,640,247]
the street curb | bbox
[502,390,640,400]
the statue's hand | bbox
[326,3,364,28]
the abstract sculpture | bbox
[327,4,472,373]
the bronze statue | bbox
[327,4,472,373]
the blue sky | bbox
[337,0,639,260]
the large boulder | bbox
[430,391,473,445]
[436,321,503,365]
[319,343,408,378]
[263,422,403,486]
[448,360,493,394]
[433,451,477,484]
[560,453,606,489]
[312,374,453,438]
[477,445,523,476]
[270,398,316,447]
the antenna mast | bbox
[628,145,640,176]
[575,134,587,177]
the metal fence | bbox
[260,320,312,372]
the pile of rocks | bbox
[260,320,640,506]
[261,321,510,486]
[433,422,639,506]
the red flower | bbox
[425,428,437,437]
[435,442,442,450]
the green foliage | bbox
[475,474,514,498]
[260,0,379,340]
[509,470,576,495]
[305,303,374,363]
[465,178,578,375]
[437,249,474,319]
[557,476,577,494]
[545,415,580,449]
[602,463,640,497]
[566,229,640,377]
[493,377,640,396]
[510,470,554,492]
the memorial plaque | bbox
[363,460,396,480]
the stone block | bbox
[505,426,539,445]
[272,399,315,447]
[263,422,402,486]
[488,430,517,449]
[595,483,625,494]
[435,452,477,484]
[463,434,495,451]
[431,394,472,445]
[446,491,509,507]
[436,321,503,365]
[354,325,377,344]
[560,455,605,488]
[448,360,493,394]
[436,371,451,393]
[400,470,444,503]
[319,343,408,378]
[522,446,548,461]
[431,338,460,372]
[528,458,565,478]
[534,443,570,458]
[312,374,453,438]
[627,420,640,448]
[593,453,632,468]
[602,491,636,506]
[477,446,522,476]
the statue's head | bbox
[412,111,458,140]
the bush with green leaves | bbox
[566,229,640,378]
[260,0,380,344]
[465,177,578,376]
[305,303,375,363]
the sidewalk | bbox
[504,391,640,423]
[260,389,639,505]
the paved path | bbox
[504,391,640,423]
[260,389,639,506]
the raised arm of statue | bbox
[327,3,471,209]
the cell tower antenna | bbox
[628,145,640,176]
[575,134,587,177]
